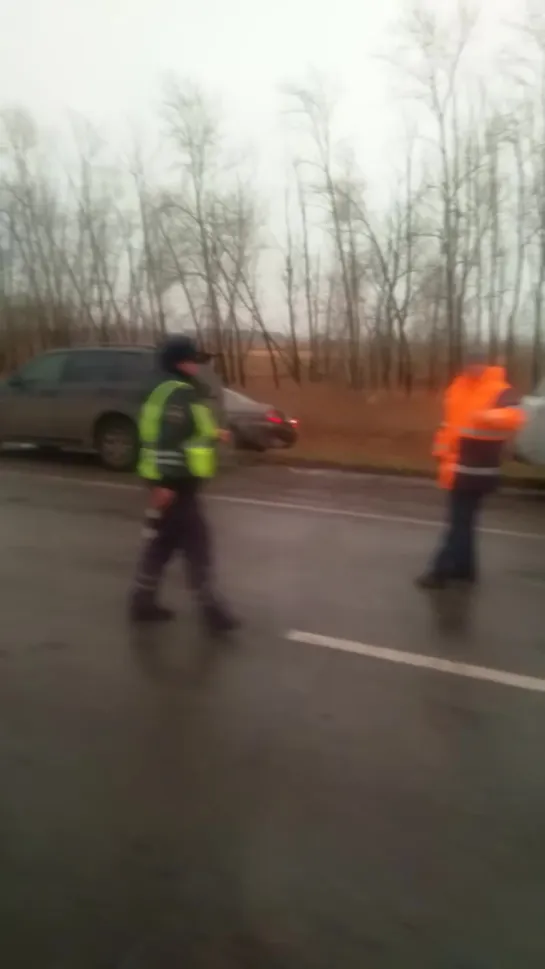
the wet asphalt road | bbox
[1,454,545,968]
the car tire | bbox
[248,440,267,453]
[95,416,138,472]
[229,426,248,450]
[232,427,268,452]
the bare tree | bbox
[283,185,302,383]
[397,2,478,374]
[285,79,363,386]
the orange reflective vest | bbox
[434,366,525,490]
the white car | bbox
[515,379,545,465]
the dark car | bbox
[222,388,298,452]
[0,346,298,471]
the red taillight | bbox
[265,409,284,425]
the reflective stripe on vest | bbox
[185,403,218,478]
[452,464,500,476]
[138,380,217,481]
[457,427,508,440]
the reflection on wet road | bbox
[0,459,544,968]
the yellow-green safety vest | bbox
[138,379,218,481]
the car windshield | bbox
[223,389,253,406]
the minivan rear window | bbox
[116,351,155,383]
[61,349,156,384]
[62,350,118,383]
[18,352,68,386]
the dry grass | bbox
[239,376,440,471]
[234,362,544,483]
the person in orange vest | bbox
[416,352,526,589]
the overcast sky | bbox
[0,0,531,320]
[1,0,526,184]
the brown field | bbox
[232,352,543,482]
[239,376,440,471]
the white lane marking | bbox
[288,467,435,486]
[1,467,544,542]
[286,465,545,497]
[207,494,545,541]
[287,630,545,694]
[0,470,137,492]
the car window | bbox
[116,351,155,383]
[18,352,68,386]
[62,350,118,384]
[224,389,252,406]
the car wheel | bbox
[233,427,268,452]
[95,416,138,472]
[230,426,248,450]
[249,440,267,453]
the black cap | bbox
[158,335,200,374]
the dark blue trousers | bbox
[131,489,213,608]
[431,488,484,580]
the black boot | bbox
[129,601,176,623]
[201,598,240,637]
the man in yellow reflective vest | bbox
[129,335,239,634]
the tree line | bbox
[1,2,545,392]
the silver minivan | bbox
[515,378,545,466]
[0,346,298,470]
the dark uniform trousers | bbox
[431,488,484,581]
[131,488,213,607]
